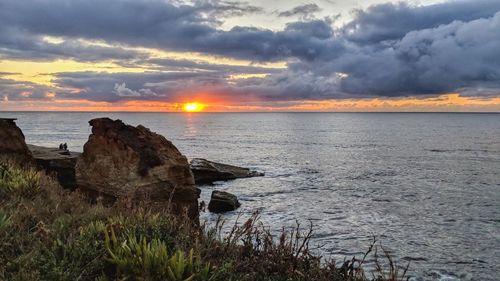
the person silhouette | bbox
[63,143,68,151]
[59,143,63,150]
[199,200,206,212]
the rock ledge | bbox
[28,144,80,189]
[190,158,264,184]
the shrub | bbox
[104,227,214,281]
[0,163,41,197]
[33,220,108,281]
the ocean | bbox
[2,112,499,281]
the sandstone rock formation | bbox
[28,145,80,190]
[190,158,264,184]
[75,118,199,220]
[0,118,34,166]
[208,190,241,213]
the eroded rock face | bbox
[190,158,264,184]
[0,118,34,166]
[75,118,199,220]
[208,190,241,213]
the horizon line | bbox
[1,110,499,114]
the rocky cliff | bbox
[0,118,34,166]
[75,118,199,220]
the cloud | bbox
[0,72,19,76]
[47,67,346,103]
[0,77,55,101]
[0,0,499,105]
[278,4,321,20]
[195,0,263,19]
[51,71,228,102]
[0,27,149,62]
[0,0,336,62]
[142,58,283,74]
[113,83,157,97]
[335,11,500,96]
[343,0,500,44]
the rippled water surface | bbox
[3,112,500,280]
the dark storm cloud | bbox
[335,11,500,96]
[48,66,347,103]
[0,0,337,62]
[51,71,231,102]
[343,0,500,44]
[143,58,282,74]
[281,1,500,98]
[189,19,345,62]
[0,33,149,62]
[0,0,499,102]
[278,4,321,19]
[196,0,263,18]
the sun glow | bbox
[182,102,205,112]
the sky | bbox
[0,0,499,112]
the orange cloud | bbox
[282,94,500,112]
[1,94,499,112]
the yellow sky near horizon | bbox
[0,41,287,86]
[0,59,146,86]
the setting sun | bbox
[182,102,205,112]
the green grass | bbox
[0,163,408,281]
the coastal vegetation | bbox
[0,163,407,281]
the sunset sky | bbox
[0,0,499,112]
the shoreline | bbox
[0,117,407,281]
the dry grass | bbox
[0,163,409,281]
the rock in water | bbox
[0,118,34,166]
[75,118,199,220]
[208,190,241,213]
[190,158,264,184]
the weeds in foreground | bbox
[0,163,41,197]
[104,228,213,281]
[0,163,408,281]
[0,210,11,230]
